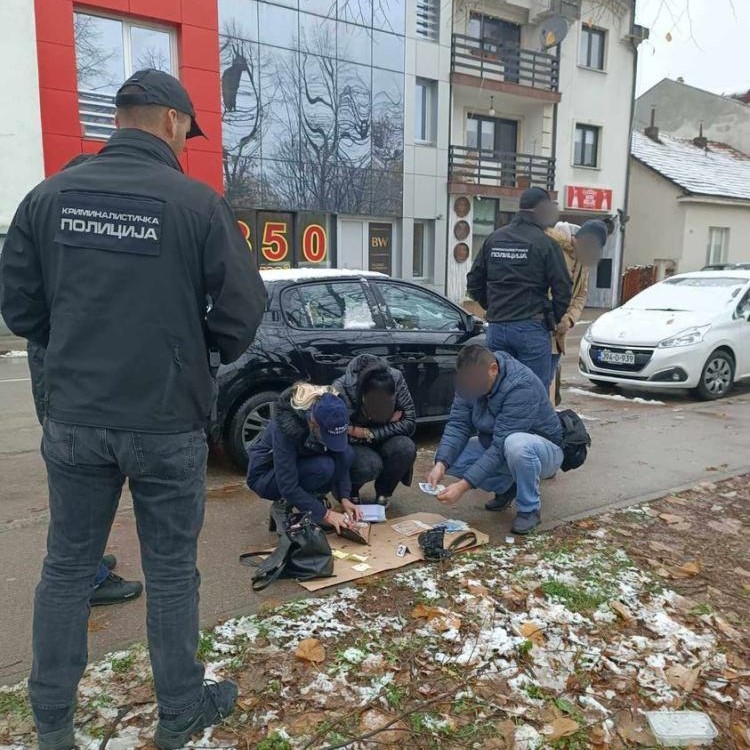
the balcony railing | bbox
[78,90,116,140]
[449,146,555,192]
[451,34,559,92]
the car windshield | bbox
[625,276,748,313]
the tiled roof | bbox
[631,130,750,201]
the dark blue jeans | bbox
[31,419,207,717]
[28,342,111,590]
[249,454,342,505]
[487,320,553,388]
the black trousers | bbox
[350,435,417,498]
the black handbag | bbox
[557,409,592,472]
[240,513,334,591]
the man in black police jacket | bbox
[0,70,266,750]
[466,187,572,390]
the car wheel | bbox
[694,351,734,401]
[224,391,279,470]
[588,378,618,391]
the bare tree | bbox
[73,13,117,91]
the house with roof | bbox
[625,121,750,278]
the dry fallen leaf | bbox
[670,560,703,579]
[714,616,742,640]
[734,567,750,579]
[295,638,326,663]
[665,665,700,692]
[659,513,685,525]
[727,652,749,669]
[589,726,608,746]
[615,710,654,746]
[664,495,689,507]
[358,710,409,744]
[611,601,635,623]
[411,604,461,632]
[732,724,750,750]
[518,621,545,645]
[287,711,331,734]
[547,717,580,740]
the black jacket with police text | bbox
[466,212,572,324]
[0,129,266,433]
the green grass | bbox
[0,690,32,720]
[196,632,216,662]
[524,684,546,701]
[257,732,292,750]
[690,602,713,616]
[384,683,408,710]
[110,653,135,674]
[540,580,606,612]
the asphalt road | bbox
[1,323,749,686]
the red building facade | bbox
[33,0,224,193]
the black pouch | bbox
[240,512,334,591]
[557,409,592,472]
[418,527,478,562]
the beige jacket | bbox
[547,228,589,355]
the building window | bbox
[413,220,434,278]
[415,79,437,143]
[415,0,439,41]
[706,227,730,265]
[74,12,176,139]
[574,124,600,167]
[578,25,606,69]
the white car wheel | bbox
[695,351,734,400]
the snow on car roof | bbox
[260,268,388,282]
[632,130,750,201]
[673,270,750,280]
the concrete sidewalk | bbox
[1,327,750,686]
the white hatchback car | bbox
[579,271,750,400]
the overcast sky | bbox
[634,0,750,97]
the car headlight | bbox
[657,325,711,348]
[583,326,594,343]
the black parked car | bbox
[212,269,486,468]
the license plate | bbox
[598,349,635,365]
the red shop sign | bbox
[565,185,613,212]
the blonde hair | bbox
[290,382,339,411]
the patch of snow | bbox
[356,672,394,705]
[0,350,27,358]
[341,647,367,664]
[567,388,665,405]
[261,268,386,282]
[515,723,542,750]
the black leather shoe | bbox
[268,500,289,534]
[90,573,143,607]
[484,483,517,512]
[154,680,238,750]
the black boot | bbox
[268,500,289,534]
[90,573,143,607]
[484,483,517,512]
[154,681,238,750]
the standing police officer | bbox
[0,70,266,750]
[466,187,572,389]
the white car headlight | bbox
[583,326,594,343]
[657,325,711,348]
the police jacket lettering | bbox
[466,212,572,324]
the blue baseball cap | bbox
[311,393,349,452]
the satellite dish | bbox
[540,15,569,48]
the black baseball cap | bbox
[519,186,552,209]
[115,69,205,139]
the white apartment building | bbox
[443,0,647,307]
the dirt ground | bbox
[1,476,749,750]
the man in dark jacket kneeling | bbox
[426,345,563,534]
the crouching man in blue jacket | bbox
[426,345,564,534]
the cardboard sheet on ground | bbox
[299,512,488,592]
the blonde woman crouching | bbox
[246,383,362,533]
